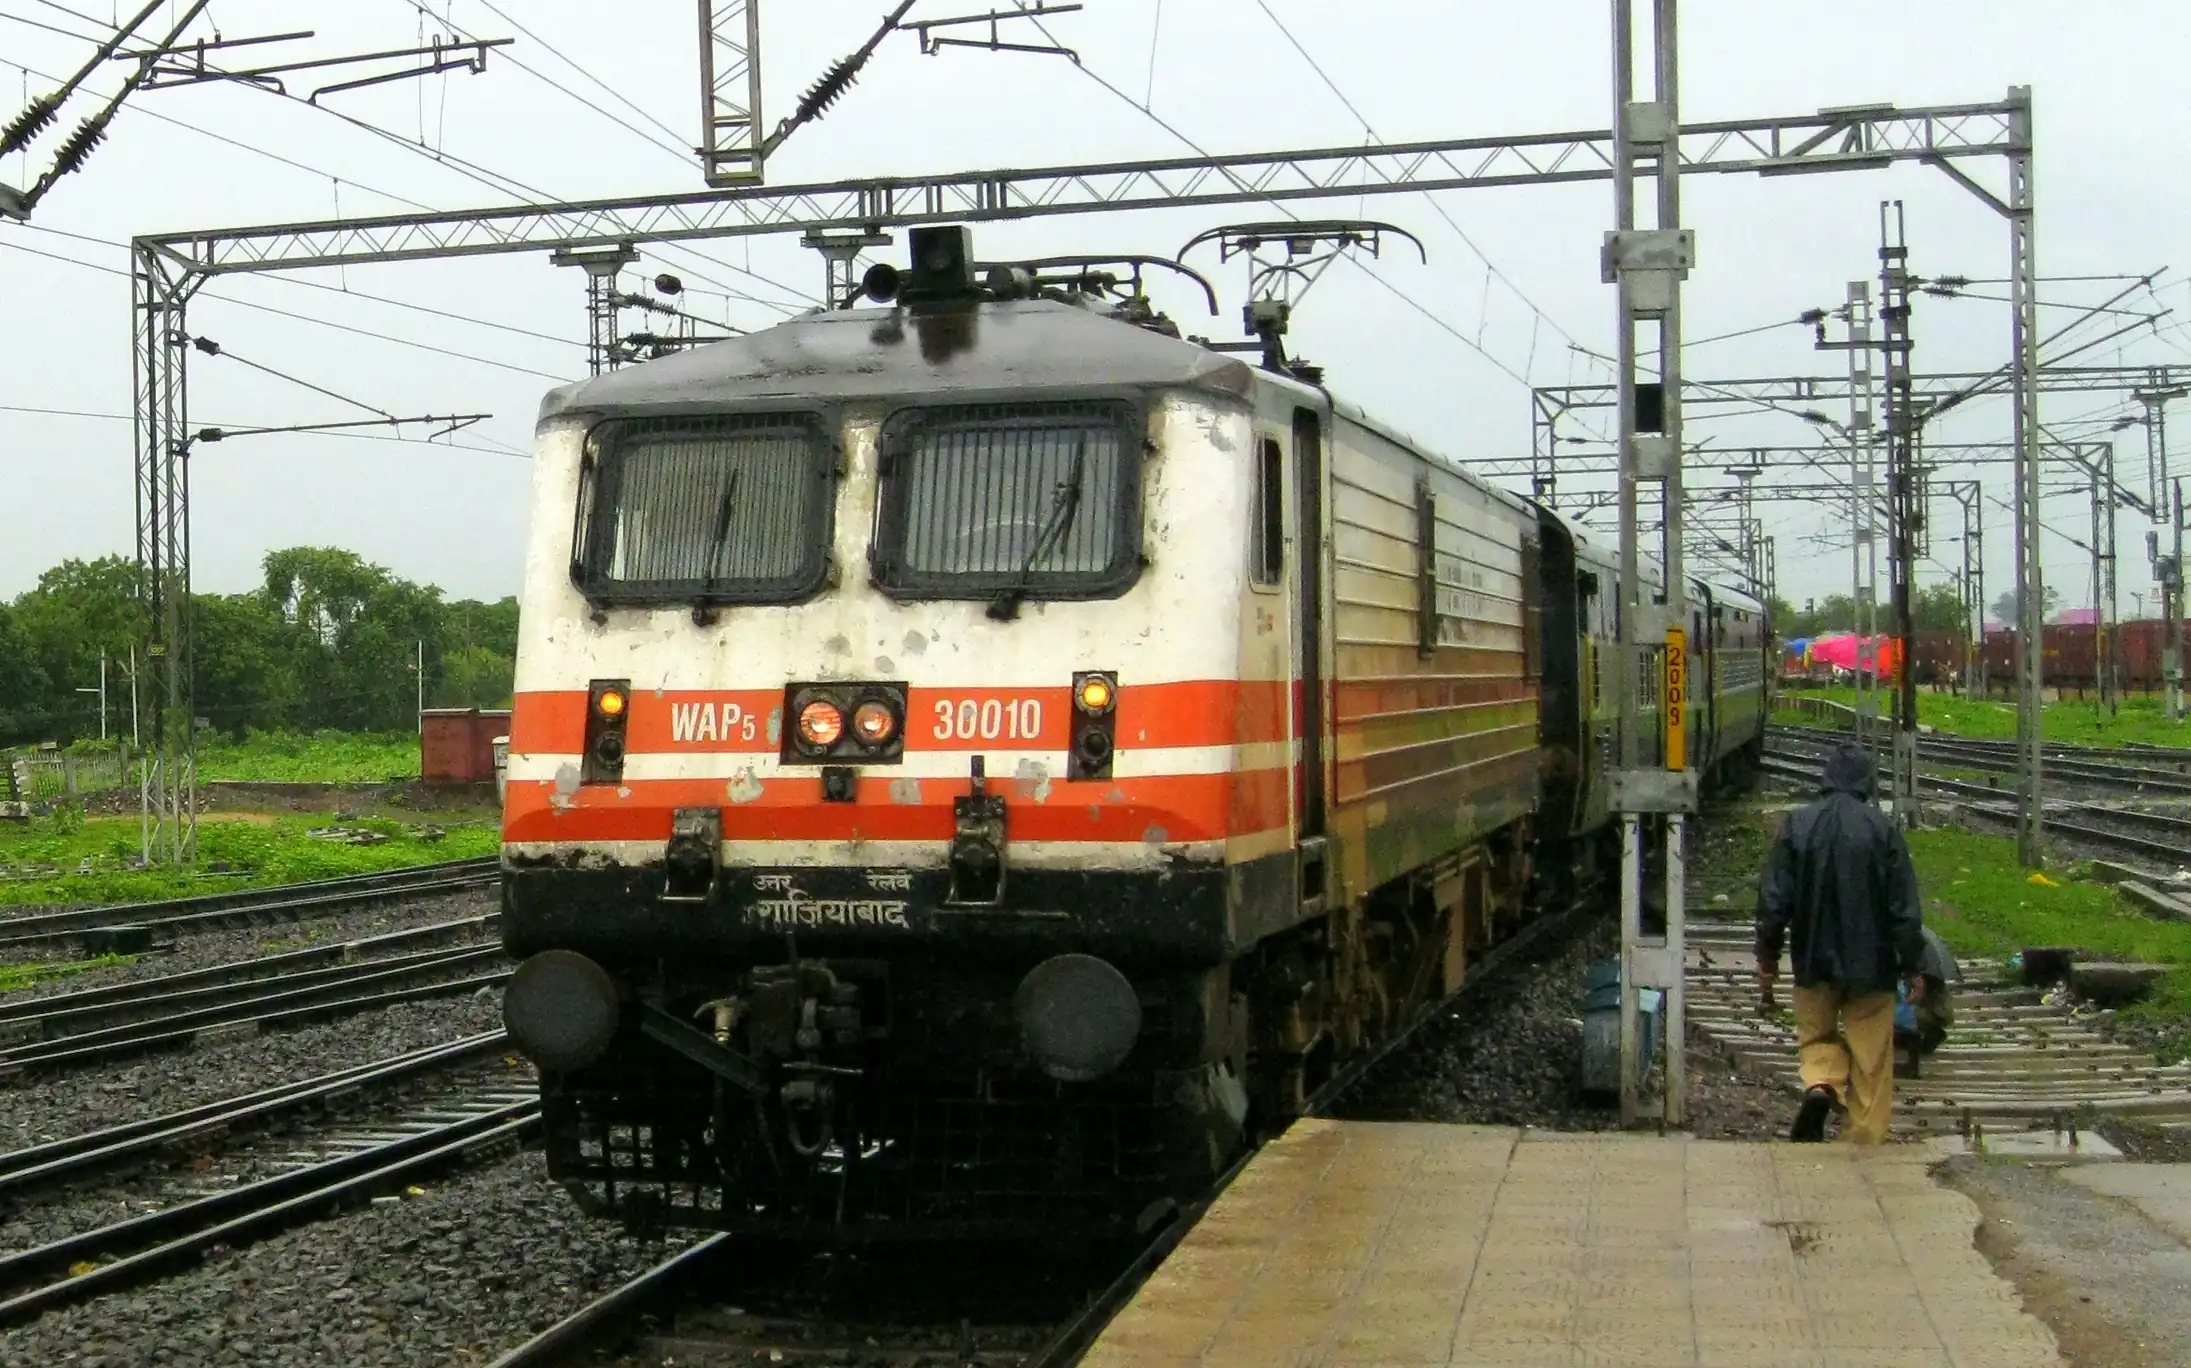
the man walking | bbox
[1756,744,1926,1144]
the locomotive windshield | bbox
[872,400,1142,602]
[574,413,833,605]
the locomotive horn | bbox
[504,949,621,1074]
[1014,953,1142,1082]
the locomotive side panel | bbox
[1323,415,1541,902]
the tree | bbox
[193,593,304,737]
[1911,583,1969,634]
[262,547,445,732]
[437,644,516,710]
[434,597,518,708]
[9,556,142,743]
[1990,585,2061,629]
[0,604,54,744]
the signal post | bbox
[1608,0,1694,1127]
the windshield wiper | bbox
[987,435,1089,622]
[693,469,743,625]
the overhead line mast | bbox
[126,88,2040,863]
[1607,0,1692,1128]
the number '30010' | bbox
[931,697,1043,741]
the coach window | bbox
[1250,438,1284,587]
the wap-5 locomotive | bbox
[499,226,1768,1239]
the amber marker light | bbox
[798,699,845,748]
[852,700,898,746]
[595,688,627,718]
[1075,676,1115,714]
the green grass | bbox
[0,954,135,995]
[1701,804,2191,1049]
[0,810,496,908]
[196,730,421,783]
[1785,686,2191,749]
[10,731,422,797]
[1910,827,2191,1048]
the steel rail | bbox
[0,857,499,952]
[0,1030,510,1196]
[1771,721,2191,772]
[0,967,510,1074]
[2,932,501,1041]
[481,1234,732,1368]
[1762,748,2191,868]
[0,1102,538,1328]
[0,912,498,1029]
[1768,725,2191,794]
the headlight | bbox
[595,688,627,718]
[852,700,898,746]
[1075,675,1114,714]
[797,700,844,748]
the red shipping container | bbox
[421,708,513,787]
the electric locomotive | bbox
[498,225,1768,1240]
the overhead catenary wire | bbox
[1248,0,1593,370]
[383,0,816,312]
[0,401,529,458]
[6,30,810,318]
[0,233,578,381]
[1018,8,1538,393]
[15,219,585,350]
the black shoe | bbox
[1790,1086,1834,1142]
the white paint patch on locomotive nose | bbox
[901,630,927,656]
[874,656,895,674]
[1142,824,1169,846]
[1013,759,1053,803]
[727,768,765,804]
[766,706,783,745]
[551,763,581,811]
[890,777,922,805]
[824,634,852,655]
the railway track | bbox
[0,1069,538,1328]
[0,857,501,956]
[1685,908,2191,1138]
[0,918,510,1076]
[1760,746,2191,870]
[1770,723,2191,796]
[0,1031,512,1201]
[478,889,1605,1368]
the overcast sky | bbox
[4,0,2188,619]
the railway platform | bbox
[1084,1120,2063,1368]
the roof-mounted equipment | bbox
[1180,220,1427,379]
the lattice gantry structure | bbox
[129,93,2037,862]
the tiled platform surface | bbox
[1084,1121,2063,1368]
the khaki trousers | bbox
[1793,983,1897,1145]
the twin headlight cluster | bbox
[782,683,908,763]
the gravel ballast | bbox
[0,1049,534,1259]
[1330,913,1798,1140]
[0,992,504,1156]
[0,1150,687,1368]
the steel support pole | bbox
[1609,0,1691,1130]
[2007,87,2044,865]
[1878,203,1920,825]
[131,246,199,865]
[1844,282,1877,746]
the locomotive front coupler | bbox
[661,806,722,903]
[948,755,1008,904]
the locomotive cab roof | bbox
[536,297,1260,423]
